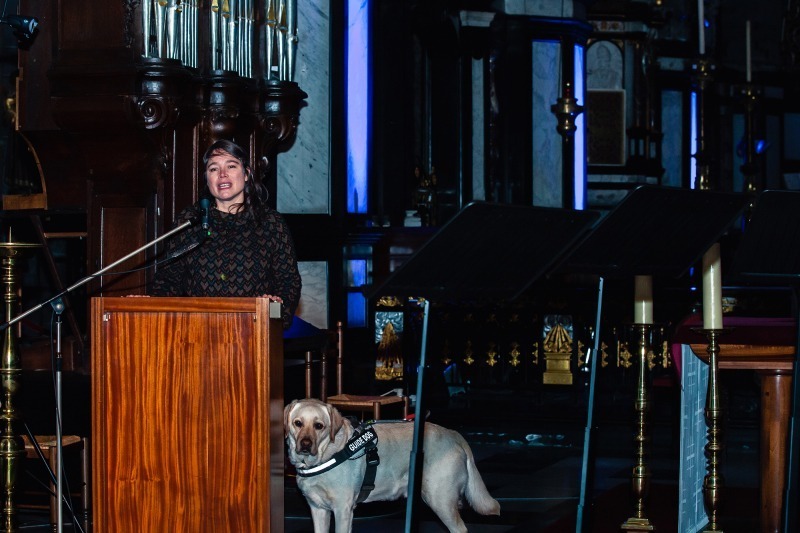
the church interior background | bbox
[1,0,800,530]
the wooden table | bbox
[675,315,796,533]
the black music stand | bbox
[366,201,601,533]
[556,185,749,531]
[728,190,800,533]
[563,185,748,278]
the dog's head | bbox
[284,398,346,462]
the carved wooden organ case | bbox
[8,0,306,301]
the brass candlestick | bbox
[551,81,585,208]
[0,235,40,532]
[551,92,584,137]
[702,328,724,533]
[621,324,654,532]
[692,58,715,191]
[738,83,761,196]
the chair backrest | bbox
[305,321,344,401]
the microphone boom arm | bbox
[1,219,194,331]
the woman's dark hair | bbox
[201,139,270,218]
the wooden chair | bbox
[305,321,408,420]
[20,435,90,533]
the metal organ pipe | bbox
[139,0,298,79]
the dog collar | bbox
[295,423,379,478]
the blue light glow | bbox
[348,259,367,286]
[690,91,698,189]
[346,0,370,214]
[347,258,368,327]
[347,292,367,326]
[573,44,586,210]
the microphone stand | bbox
[0,218,196,532]
[52,298,65,533]
[1,219,194,333]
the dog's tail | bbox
[463,444,501,516]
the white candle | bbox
[698,0,705,55]
[702,243,723,329]
[634,275,654,325]
[746,20,752,82]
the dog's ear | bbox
[284,400,298,438]
[327,403,344,441]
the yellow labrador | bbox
[284,398,500,533]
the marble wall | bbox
[532,40,563,207]
[296,261,329,329]
[278,0,332,328]
[278,0,331,216]
[472,57,486,201]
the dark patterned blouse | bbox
[151,203,302,326]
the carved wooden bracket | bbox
[257,79,308,159]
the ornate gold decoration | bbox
[441,339,452,366]
[544,323,572,353]
[463,340,475,366]
[600,341,609,368]
[647,348,656,370]
[578,340,586,367]
[376,296,403,308]
[618,341,633,368]
[486,342,498,367]
[374,321,403,381]
[531,342,539,365]
[508,342,521,367]
[661,341,672,369]
[543,323,573,385]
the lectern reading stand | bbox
[91,297,285,532]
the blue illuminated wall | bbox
[346,0,370,214]
[690,91,698,189]
[346,258,367,326]
[573,44,586,210]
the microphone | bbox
[1,15,39,48]
[2,15,38,37]
[199,198,211,232]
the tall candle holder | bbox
[551,88,584,138]
[0,235,40,531]
[738,83,761,207]
[551,80,585,209]
[701,328,725,533]
[692,58,715,191]
[621,323,654,532]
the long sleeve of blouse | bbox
[151,204,302,326]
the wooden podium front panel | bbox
[91,297,284,532]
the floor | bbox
[283,385,762,533]
[14,372,763,532]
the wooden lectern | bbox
[90,297,285,532]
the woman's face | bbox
[205,149,247,212]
